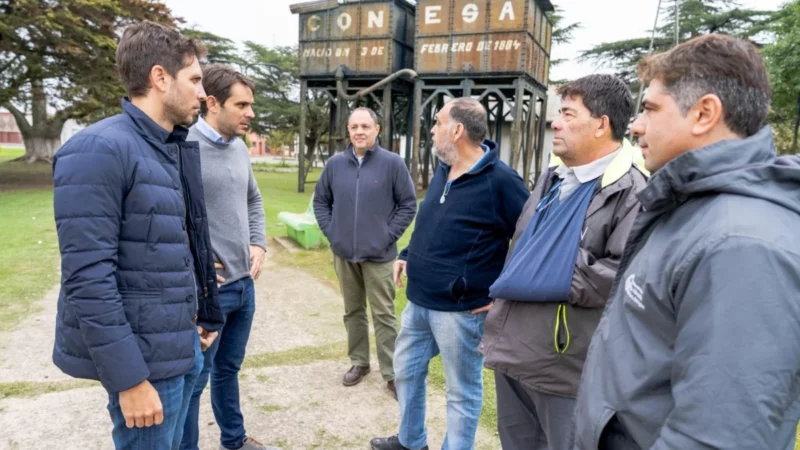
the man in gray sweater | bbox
[181,65,273,450]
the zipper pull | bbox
[204,286,208,298]
[440,182,452,204]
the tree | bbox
[241,43,301,135]
[241,42,330,182]
[579,0,775,92]
[763,0,800,154]
[266,128,297,154]
[0,0,178,163]
[546,5,581,84]
[183,28,243,66]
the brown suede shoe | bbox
[343,365,370,386]
[387,380,397,400]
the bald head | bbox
[348,107,379,126]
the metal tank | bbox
[293,0,416,77]
[415,0,553,86]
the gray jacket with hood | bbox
[573,127,800,450]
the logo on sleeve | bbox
[625,274,645,310]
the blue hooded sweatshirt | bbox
[399,139,529,312]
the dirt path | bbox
[0,243,500,449]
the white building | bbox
[60,119,85,145]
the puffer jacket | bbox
[52,99,223,393]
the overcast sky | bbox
[162,0,785,82]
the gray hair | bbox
[348,107,380,127]
[447,98,488,145]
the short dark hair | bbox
[638,34,770,137]
[348,107,380,127]
[116,21,206,98]
[201,64,256,116]
[557,74,633,142]
[448,98,488,145]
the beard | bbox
[434,140,458,165]
[163,87,195,128]
[222,118,246,138]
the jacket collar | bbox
[347,141,382,164]
[549,139,645,189]
[122,98,189,144]
[439,139,500,176]
[637,126,775,213]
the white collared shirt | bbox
[554,147,621,200]
[195,116,235,145]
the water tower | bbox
[411,0,554,188]
[290,0,417,192]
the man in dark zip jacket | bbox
[313,107,417,395]
[52,22,222,449]
[574,34,800,450]
[370,98,529,450]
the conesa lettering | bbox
[307,10,386,32]
[305,1,523,34]
[424,1,518,25]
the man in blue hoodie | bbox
[370,98,529,450]
[574,34,800,450]
[314,107,417,396]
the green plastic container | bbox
[277,196,329,249]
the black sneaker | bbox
[370,435,428,450]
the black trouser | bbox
[599,416,641,450]
[495,373,576,450]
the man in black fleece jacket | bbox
[313,107,417,396]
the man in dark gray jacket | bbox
[313,107,417,396]
[574,34,800,450]
[479,75,647,450]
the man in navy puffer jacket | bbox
[52,21,223,449]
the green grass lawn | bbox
[255,169,321,239]
[0,148,24,164]
[0,160,59,329]
[260,171,500,433]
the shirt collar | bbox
[554,147,622,183]
[195,116,233,144]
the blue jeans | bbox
[395,301,488,450]
[182,277,256,450]
[108,332,203,450]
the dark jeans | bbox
[108,332,203,450]
[182,277,256,450]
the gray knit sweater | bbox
[188,126,267,286]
